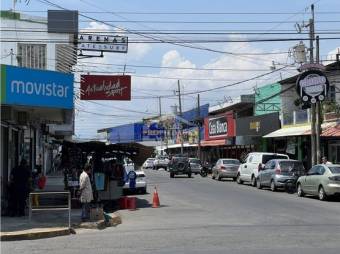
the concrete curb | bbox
[0,227,71,241]
[0,213,122,241]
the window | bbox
[308,166,318,175]
[262,154,288,164]
[222,159,240,165]
[17,44,47,69]
[317,166,326,175]
[327,85,336,102]
[248,156,253,163]
[328,166,340,174]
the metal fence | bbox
[28,191,71,229]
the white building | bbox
[1,10,77,210]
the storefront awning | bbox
[264,122,340,138]
[263,125,310,138]
[201,139,226,147]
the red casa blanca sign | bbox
[80,75,131,100]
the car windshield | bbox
[328,166,340,174]
[222,159,240,165]
[279,161,305,172]
[262,155,288,164]
[190,159,201,164]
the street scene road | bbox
[3,170,340,254]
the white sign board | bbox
[78,34,128,53]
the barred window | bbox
[17,44,47,69]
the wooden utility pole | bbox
[177,80,184,154]
[316,35,321,164]
[309,4,317,166]
[197,94,201,160]
[158,97,162,117]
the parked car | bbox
[256,159,305,191]
[237,152,289,186]
[123,169,147,194]
[153,155,170,170]
[212,159,240,181]
[143,158,155,169]
[297,164,340,201]
[189,158,202,174]
[169,155,191,178]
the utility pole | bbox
[197,94,201,160]
[158,97,162,117]
[315,35,321,164]
[309,4,317,166]
[177,80,184,154]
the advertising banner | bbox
[204,113,235,140]
[80,75,131,100]
[236,112,280,136]
[142,122,164,141]
[0,65,74,109]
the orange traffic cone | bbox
[152,187,160,208]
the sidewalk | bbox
[1,208,122,241]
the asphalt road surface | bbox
[2,169,340,254]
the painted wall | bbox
[255,83,281,116]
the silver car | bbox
[189,158,202,174]
[297,164,340,201]
[212,159,240,181]
[257,159,305,191]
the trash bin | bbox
[127,197,136,210]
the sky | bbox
[1,0,340,139]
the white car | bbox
[153,155,170,170]
[143,158,155,169]
[237,152,289,187]
[123,170,147,194]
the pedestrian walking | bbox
[9,159,31,216]
[79,164,93,221]
[322,156,332,165]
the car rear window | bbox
[190,159,201,164]
[223,159,240,165]
[279,161,304,172]
[137,173,145,178]
[262,155,288,164]
[329,166,340,174]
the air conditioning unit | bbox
[1,106,16,123]
[17,111,29,125]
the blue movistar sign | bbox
[1,65,74,109]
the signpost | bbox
[77,34,128,53]
[296,69,329,104]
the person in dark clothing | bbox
[9,159,31,216]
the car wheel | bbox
[256,179,262,189]
[188,173,192,178]
[270,180,276,192]
[251,175,257,187]
[232,177,237,181]
[297,183,304,197]
[236,174,243,184]
[318,186,327,201]
[170,172,174,178]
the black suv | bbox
[169,155,191,178]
